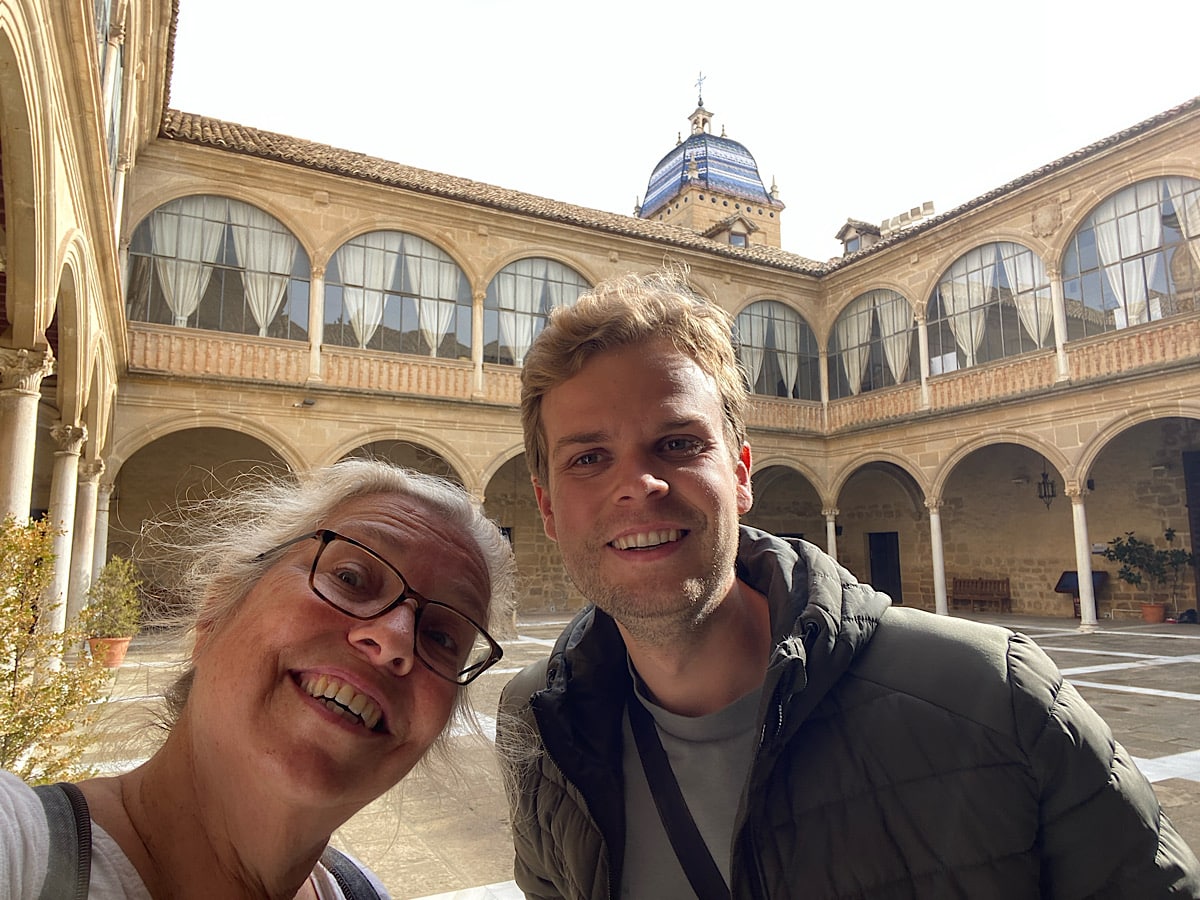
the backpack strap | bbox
[320,845,381,900]
[33,782,92,900]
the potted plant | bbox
[1101,529,1196,623]
[80,556,143,667]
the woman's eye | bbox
[333,565,371,592]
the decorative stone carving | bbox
[0,347,56,392]
[79,459,107,481]
[50,422,88,454]
[1031,201,1063,239]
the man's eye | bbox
[571,452,602,467]
[662,437,701,456]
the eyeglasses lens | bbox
[312,536,492,682]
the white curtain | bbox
[834,297,873,395]
[150,196,226,326]
[415,255,459,356]
[1094,184,1161,328]
[872,290,912,384]
[769,304,800,397]
[498,259,545,365]
[338,232,402,348]
[1166,177,1200,270]
[940,246,993,366]
[999,243,1052,347]
[737,311,767,390]
[228,200,297,337]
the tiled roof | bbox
[159,110,826,275]
[825,95,1200,271]
[158,94,1199,278]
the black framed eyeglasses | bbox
[256,530,502,685]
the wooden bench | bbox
[950,577,1011,613]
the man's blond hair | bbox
[520,269,748,485]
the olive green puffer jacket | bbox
[498,527,1200,899]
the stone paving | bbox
[88,612,1200,899]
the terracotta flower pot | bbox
[1140,603,1167,624]
[88,636,132,668]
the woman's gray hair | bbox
[144,458,516,746]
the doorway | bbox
[868,531,903,605]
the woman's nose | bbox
[348,600,418,675]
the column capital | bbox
[0,346,55,392]
[310,264,325,280]
[51,421,88,454]
[1065,482,1088,500]
[474,289,487,303]
[924,496,944,511]
[821,507,840,519]
[913,307,928,325]
[79,459,106,482]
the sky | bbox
[169,1,1200,262]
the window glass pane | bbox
[826,290,914,398]
[735,300,820,400]
[325,231,471,357]
[484,259,590,365]
[1062,176,1200,336]
[124,195,310,340]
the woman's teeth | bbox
[299,673,383,731]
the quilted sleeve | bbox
[1008,635,1200,897]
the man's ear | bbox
[532,475,558,541]
[736,442,753,516]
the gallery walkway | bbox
[91,612,1200,899]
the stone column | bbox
[925,497,948,615]
[818,349,830,406]
[308,264,325,381]
[93,479,115,582]
[67,459,105,625]
[1048,263,1070,383]
[472,289,486,398]
[822,507,839,560]
[101,21,125,130]
[915,309,931,410]
[0,347,55,521]
[1067,484,1100,632]
[44,422,87,634]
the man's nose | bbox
[613,454,669,503]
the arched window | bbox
[735,300,820,400]
[1063,176,1200,337]
[828,289,917,398]
[324,232,471,357]
[126,196,310,340]
[484,259,589,365]
[927,242,1053,372]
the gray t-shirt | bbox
[620,673,762,899]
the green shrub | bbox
[80,556,143,638]
[0,516,111,783]
[1102,528,1196,609]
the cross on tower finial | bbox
[695,71,706,106]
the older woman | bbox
[0,458,515,899]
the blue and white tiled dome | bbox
[640,101,773,219]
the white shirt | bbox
[0,769,387,899]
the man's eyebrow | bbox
[552,431,609,452]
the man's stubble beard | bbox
[563,527,737,650]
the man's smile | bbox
[610,529,685,551]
